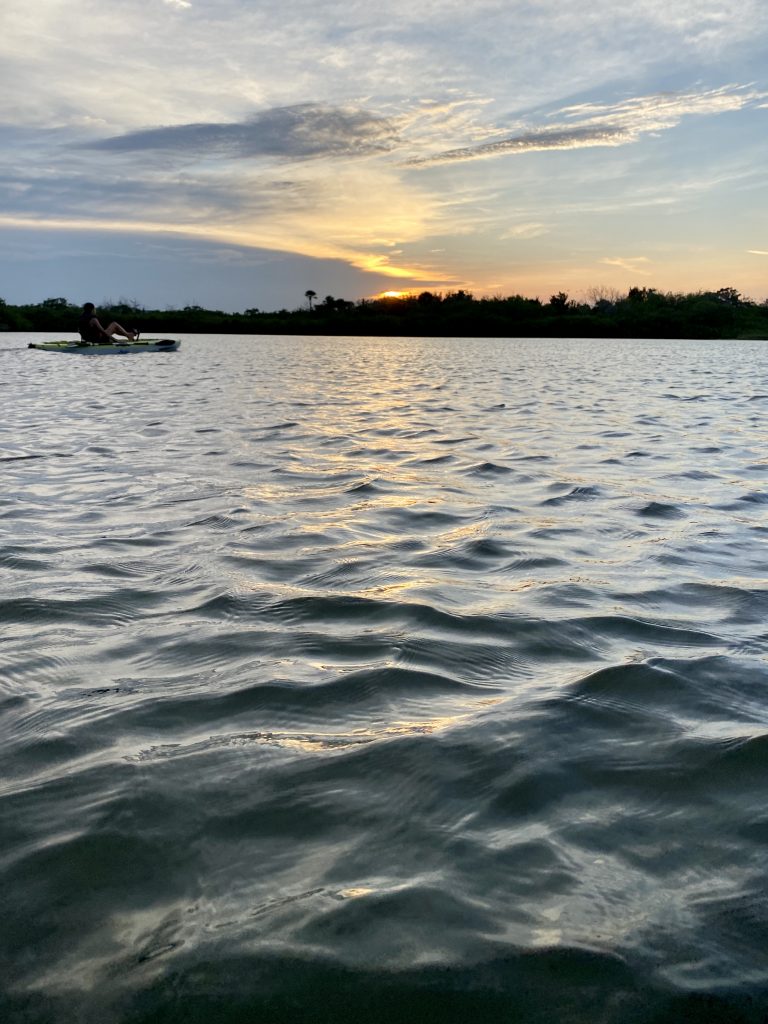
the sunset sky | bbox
[2,0,767,310]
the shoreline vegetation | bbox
[2,287,768,340]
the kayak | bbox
[28,339,181,354]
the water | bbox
[1,332,767,1023]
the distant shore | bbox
[3,288,767,340]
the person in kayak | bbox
[78,302,139,344]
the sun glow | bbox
[377,289,411,299]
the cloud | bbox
[500,223,549,240]
[408,86,764,166]
[2,0,767,304]
[600,256,652,275]
[5,0,767,138]
[748,249,768,255]
[0,151,454,283]
[409,124,633,165]
[86,104,399,161]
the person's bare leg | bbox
[104,322,138,340]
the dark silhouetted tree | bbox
[549,292,570,311]
[715,287,742,306]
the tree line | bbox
[2,287,767,339]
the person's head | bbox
[83,302,95,314]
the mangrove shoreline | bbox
[3,287,768,340]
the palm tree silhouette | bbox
[305,289,317,311]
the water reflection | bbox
[2,334,767,1022]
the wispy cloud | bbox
[600,256,652,275]
[408,86,764,166]
[748,249,768,255]
[409,125,632,165]
[500,223,549,240]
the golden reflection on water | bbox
[256,700,506,752]
[338,887,375,900]
[125,697,507,768]
[228,351,507,615]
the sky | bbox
[2,0,767,311]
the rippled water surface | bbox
[2,332,767,1023]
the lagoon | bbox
[1,332,767,1022]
